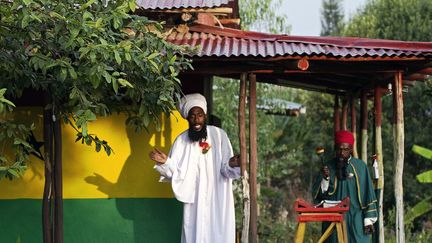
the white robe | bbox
[155,125,241,243]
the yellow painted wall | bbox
[0,107,188,199]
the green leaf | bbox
[69,68,78,79]
[112,78,119,93]
[417,170,432,183]
[114,50,121,65]
[413,145,432,160]
[0,98,16,108]
[147,52,159,60]
[118,78,133,88]
[125,52,131,61]
[128,0,137,11]
[22,0,32,6]
[405,197,432,224]
[81,0,96,10]
[60,68,67,81]
[169,55,177,64]
[149,60,159,72]
[95,18,103,28]
[22,15,30,28]
[8,169,20,178]
[95,142,101,152]
[49,12,65,20]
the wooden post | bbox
[239,73,250,243]
[393,72,405,243]
[360,91,368,162]
[249,73,258,243]
[342,97,348,131]
[351,96,358,158]
[374,87,384,243]
[334,96,340,134]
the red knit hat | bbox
[335,130,354,145]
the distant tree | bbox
[239,0,291,33]
[343,0,432,242]
[320,0,345,36]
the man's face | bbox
[187,106,207,131]
[335,142,352,161]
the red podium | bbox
[294,197,350,243]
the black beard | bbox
[188,125,207,142]
[336,157,348,180]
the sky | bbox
[280,0,368,36]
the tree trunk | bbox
[393,73,405,243]
[239,73,250,243]
[374,87,384,243]
[249,73,258,243]
[53,117,63,243]
[42,105,53,243]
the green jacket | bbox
[312,157,378,243]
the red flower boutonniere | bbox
[199,141,211,154]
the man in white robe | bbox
[149,93,241,243]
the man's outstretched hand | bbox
[149,148,167,164]
[229,155,241,168]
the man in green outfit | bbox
[312,130,377,243]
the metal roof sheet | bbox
[137,0,230,9]
[167,24,432,58]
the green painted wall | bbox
[0,198,182,243]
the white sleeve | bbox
[221,163,241,179]
[320,178,329,193]
[219,129,241,179]
[153,134,184,182]
[153,157,175,182]
[364,217,377,226]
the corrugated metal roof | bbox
[167,24,432,58]
[137,0,230,9]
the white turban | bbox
[178,93,207,119]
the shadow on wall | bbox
[84,116,182,243]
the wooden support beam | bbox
[404,73,428,81]
[149,7,233,14]
[374,86,384,243]
[393,72,405,243]
[218,18,241,25]
[417,67,432,74]
[342,98,348,131]
[334,96,340,134]
[239,73,250,243]
[360,91,368,162]
[350,96,358,158]
[249,73,258,243]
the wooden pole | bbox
[351,96,358,158]
[393,72,405,243]
[239,73,250,243]
[360,91,368,162]
[334,96,340,134]
[374,87,384,243]
[342,97,348,131]
[249,73,258,243]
